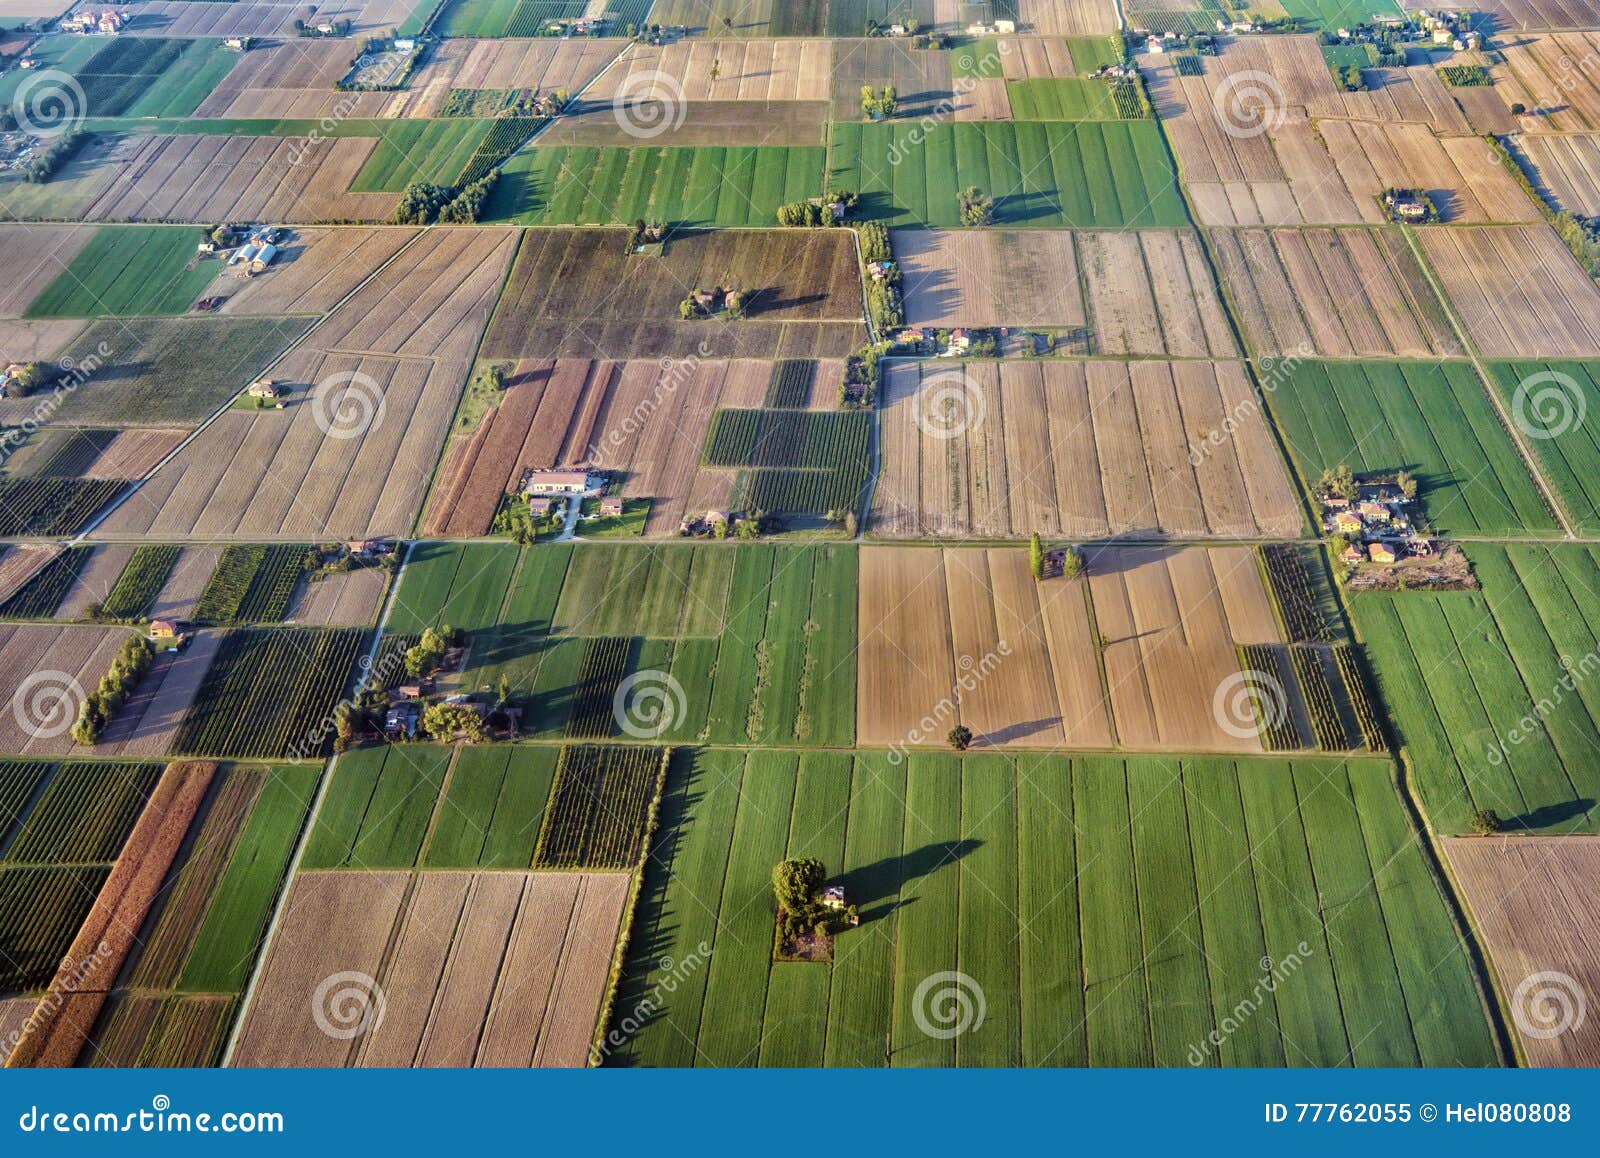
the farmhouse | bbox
[598,496,624,517]
[149,619,180,639]
[526,470,604,497]
[1369,542,1398,564]
[385,700,419,740]
[246,378,281,400]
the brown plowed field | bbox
[1443,836,1600,1067]
[219,227,418,317]
[858,544,1280,751]
[442,36,627,93]
[1490,35,1600,134]
[146,547,222,623]
[1518,133,1600,216]
[194,39,393,119]
[1417,224,1600,356]
[1016,0,1118,34]
[0,319,85,365]
[5,428,187,481]
[0,224,93,318]
[482,228,866,362]
[286,566,387,626]
[54,545,137,621]
[871,360,1302,540]
[0,625,134,757]
[233,870,629,1068]
[1212,228,1461,357]
[80,135,398,225]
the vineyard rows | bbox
[566,637,633,739]
[457,116,545,186]
[1290,646,1348,752]
[0,548,92,619]
[1238,644,1302,751]
[0,761,53,848]
[193,545,309,625]
[101,545,182,622]
[0,479,123,537]
[1334,645,1386,752]
[534,744,667,870]
[0,864,110,990]
[2,761,161,865]
[1260,545,1340,643]
[764,359,816,408]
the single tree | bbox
[1396,470,1418,501]
[1060,545,1085,580]
[708,59,721,81]
[1510,101,1526,115]
[1028,532,1046,579]
[958,186,994,227]
[772,857,827,921]
[1469,808,1503,836]
[948,724,973,751]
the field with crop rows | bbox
[0,480,124,538]
[1486,361,1600,532]
[25,227,224,319]
[100,547,183,622]
[0,865,111,992]
[1265,361,1556,536]
[192,546,308,625]
[705,409,871,516]
[349,120,494,193]
[172,628,367,759]
[0,548,94,620]
[828,121,1187,227]
[612,748,1497,1066]
[533,744,666,870]
[487,145,826,227]
[1354,544,1600,835]
[1,760,161,865]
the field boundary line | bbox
[71,227,438,545]
[1396,224,1576,539]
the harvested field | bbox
[193,39,396,120]
[217,227,417,317]
[1416,225,1600,357]
[0,133,139,224]
[856,544,1288,752]
[400,35,624,117]
[872,361,1302,539]
[94,0,413,38]
[286,567,388,626]
[232,869,629,1067]
[2,428,187,481]
[482,228,866,362]
[0,626,139,757]
[1516,134,1600,216]
[826,38,1075,121]
[590,40,832,103]
[1014,0,1119,34]
[0,319,86,366]
[1493,34,1600,134]
[1211,228,1460,357]
[894,228,1233,354]
[145,547,222,623]
[426,357,837,537]
[52,545,137,621]
[78,134,399,225]
[0,225,94,320]
[90,630,225,759]
[0,316,311,430]
[537,101,831,147]
[1442,836,1600,1067]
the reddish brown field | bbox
[232,870,630,1067]
[1443,836,1600,1067]
[872,360,1302,539]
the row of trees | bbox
[71,634,154,746]
[391,172,497,225]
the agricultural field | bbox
[486,144,826,227]
[232,867,631,1067]
[192,545,310,625]
[193,38,398,120]
[1443,836,1600,1067]
[171,628,368,760]
[1515,134,1600,217]
[0,316,311,430]
[1486,361,1600,531]
[1211,228,1461,358]
[828,120,1188,227]
[23,226,227,318]
[894,228,1235,353]
[217,228,418,317]
[0,35,230,119]
[1415,225,1600,358]
[1353,544,1600,835]
[0,626,142,757]
[872,361,1303,539]
[534,745,667,869]
[1491,31,1600,133]
[1264,360,1558,536]
[385,541,858,747]
[348,120,495,193]
[611,748,1497,1066]
[0,225,94,321]
[1,428,187,481]
[0,548,99,619]
[589,40,833,104]
[481,229,866,361]
[428,358,847,537]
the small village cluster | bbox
[1321,479,1435,567]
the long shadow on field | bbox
[1505,798,1595,832]
[835,839,981,922]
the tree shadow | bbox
[1505,798,1595,832]
[835,838,982,921]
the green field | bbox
[1354,543,1600,835]
[609,749,1498,1067]
[1265,361,1557,536]
[385,542,857,746]
[349,119,494,192]
[485,145,826,227]
[1486,361,1600,532]
[300,744,457,870]
[827,121,1188,228]
[1004,79,1141,120]
[122,39,237,118]
[1277,0,1405,30]
[26,226,222,318]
